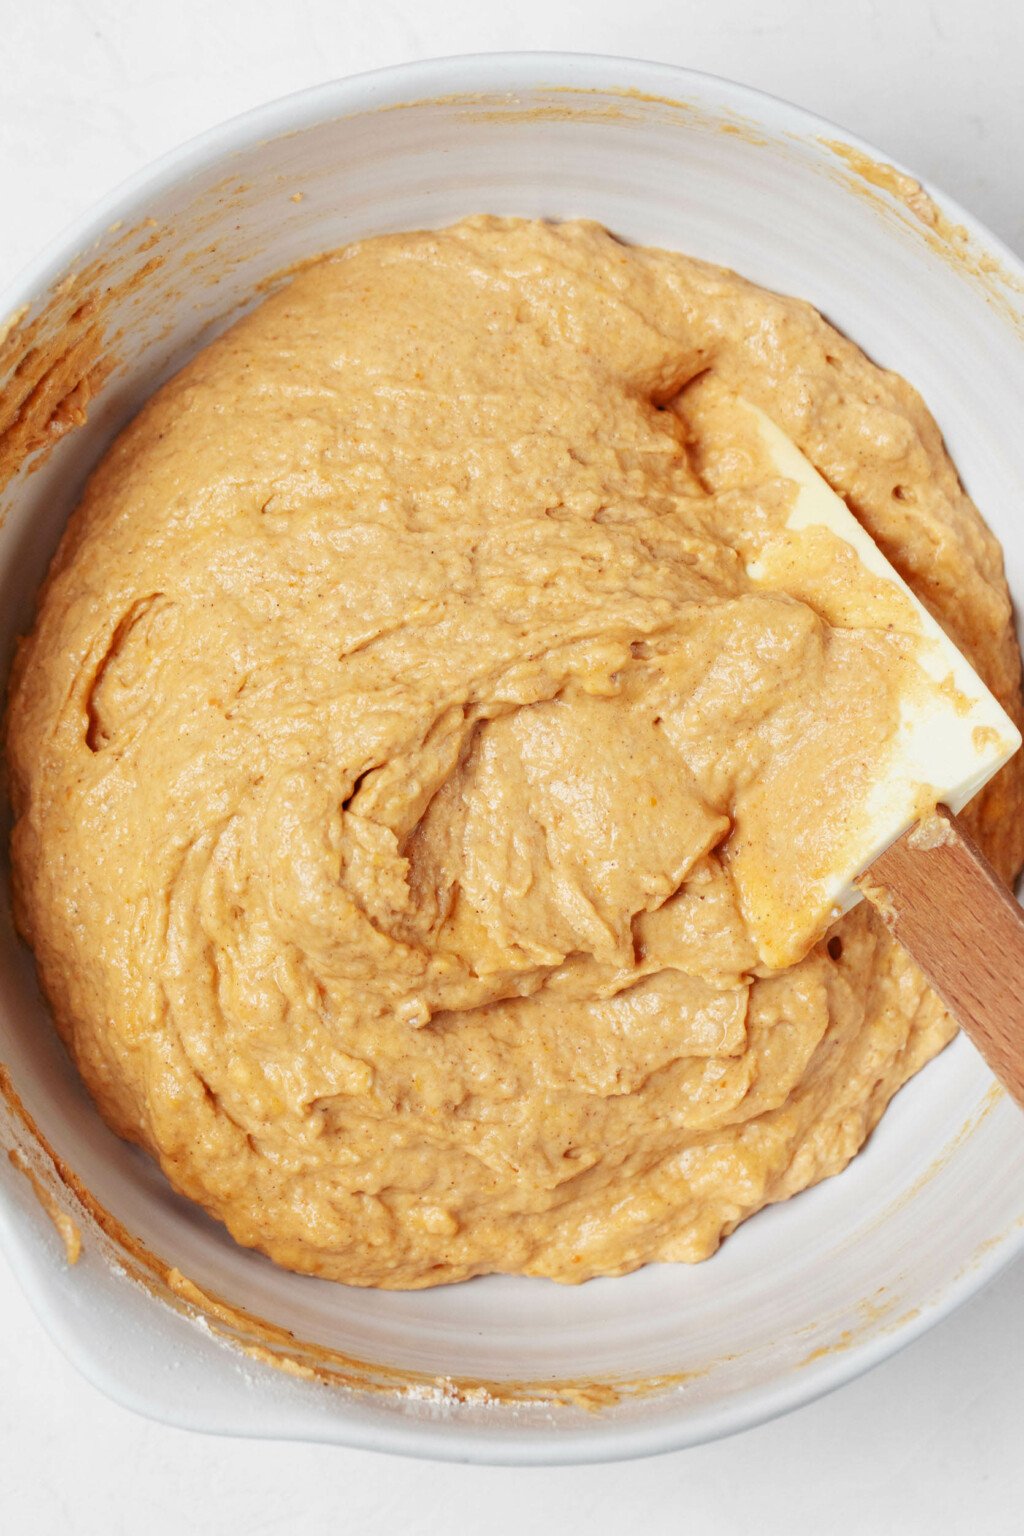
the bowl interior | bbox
[2,59,1023,1462]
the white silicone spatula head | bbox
[724,396,1020,970]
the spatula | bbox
[727,397,1024,1106]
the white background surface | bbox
[1,1,1022,1531]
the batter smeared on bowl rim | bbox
[7,217,1023,1287]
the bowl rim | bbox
[7,49,1024,326]
[2,49,1023,1465]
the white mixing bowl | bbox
[1,53,1022,1466]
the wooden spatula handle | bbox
[858,805,1024,1108]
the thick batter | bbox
[7,218,1024,1287]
